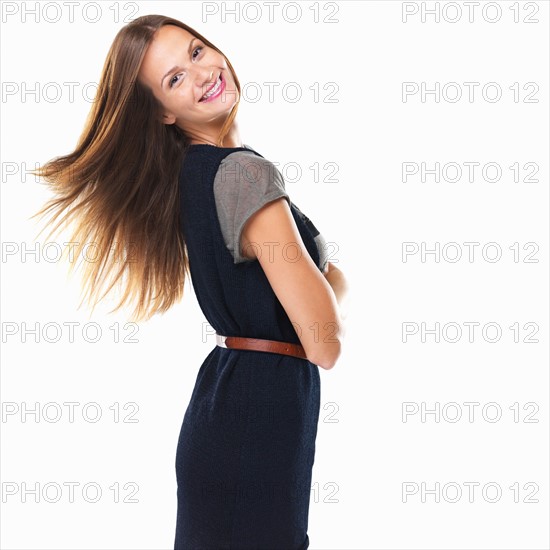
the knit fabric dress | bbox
[174,143,328,549]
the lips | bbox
[199,74,223,102]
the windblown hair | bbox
[31,15,241,322]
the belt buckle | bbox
[216,333,227,348]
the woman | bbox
[32,14,348,549]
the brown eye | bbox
[169,74,181,88]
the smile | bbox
[200,74,225,102]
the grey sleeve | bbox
[213,151,291,264]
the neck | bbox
[188,119,242,148]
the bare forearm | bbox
[324,263,349,319]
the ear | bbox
[162,112,176,125]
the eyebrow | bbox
[160,37,197,88]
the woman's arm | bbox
[241,198,344,370]
[323,262,349,322]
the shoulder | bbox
[212,150,291,264]
[214,150,283,190]
[213,148,290,206]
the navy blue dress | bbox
[174,144,323,549]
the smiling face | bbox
[138,24,239,143]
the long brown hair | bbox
[31,15,241,322]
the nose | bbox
[197,68,215,93]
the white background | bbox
[1,1,548,549]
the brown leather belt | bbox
[216,333,308,361]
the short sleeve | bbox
[213,150,291,264]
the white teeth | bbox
[201,76,222,101]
